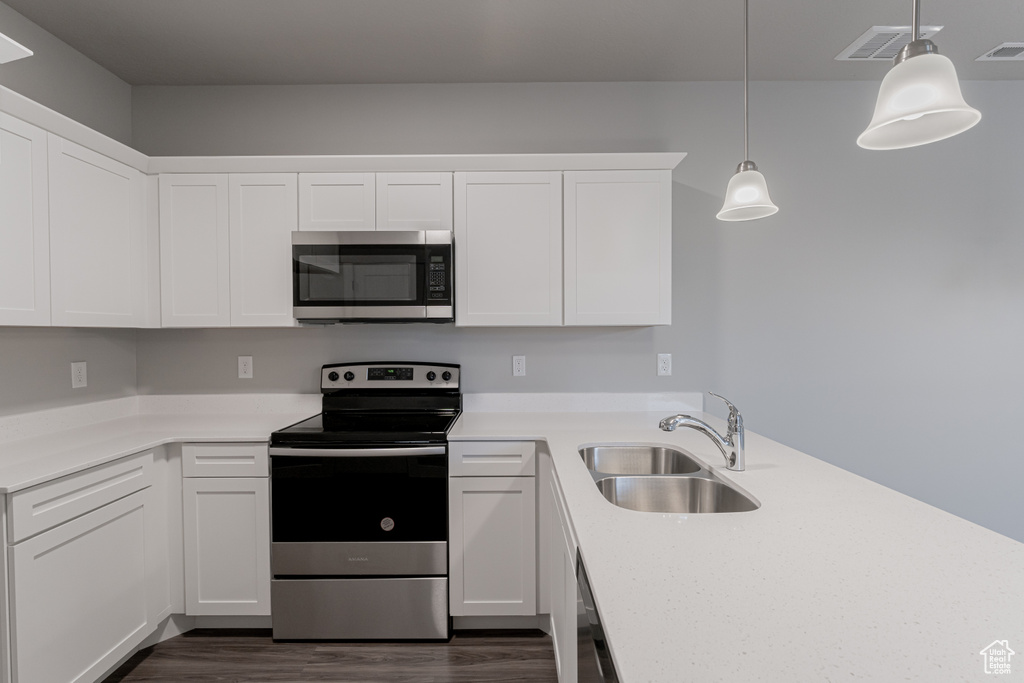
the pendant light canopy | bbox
[717,0,778,222]
[857,0,980,150]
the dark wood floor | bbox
[102,629,559,683]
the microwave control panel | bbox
[426,250,451,303]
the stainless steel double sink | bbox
[579,444,760,514]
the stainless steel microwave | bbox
[291,231,453,324]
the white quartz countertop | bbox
[450,410,1024,682]
[0,397,318,493]
[2,398,1021,680]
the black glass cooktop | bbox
[270,411,460,447]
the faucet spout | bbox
[659,394,745,471]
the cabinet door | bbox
[376,172,453,231]
[0,113,50,326]
[229,174,297,326]
[564,170,672,326]
[298,172,375,231]
[454,172,562,326]
[8,490,151,683]
[449,476,536,616]
[48,134,147,327]
[548,475,578,682]
[159,174,231,326]
[183,477,271,616]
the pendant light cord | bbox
[912,0,920,41]
[743,0,749,161]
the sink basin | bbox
[595,475,760,513]
[579,445,703,475]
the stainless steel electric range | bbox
[268,361,461,640]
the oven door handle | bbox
[268,446,446,457]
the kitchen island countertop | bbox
[450,409,1024,682]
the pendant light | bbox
[857,0,980,150]
[717,0,778,222]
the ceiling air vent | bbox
[976,43,1024,61]
[836,25,942,61]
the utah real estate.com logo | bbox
[980,640,1015,675]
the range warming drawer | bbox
[271,577,449,640]
[272,541,447,576]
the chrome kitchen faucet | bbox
[659,393,745,471]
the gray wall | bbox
[0,3,137,417]
[0,0,131,143]
[0,328,137,416]
[132,81,1024,543]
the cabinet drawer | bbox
[449,441,536,477]
[7,450,153,543]
[182,442,268,478]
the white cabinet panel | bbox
[8,490,151,683]
[564,170,672,326]
[229,174,297,326]
[159,174,231,327]
[0,113,49,326]
[48,134,146,327]
[183,477,271,616]
[449,476,536,616]
[7,451,151,543]
[548,473,578,682]
[449,440,536,477]
[376,172,453,231]
[298,173,375,231]
[182,442,269,478]
[454,172,562,326]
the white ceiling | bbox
[5,0,1024,85]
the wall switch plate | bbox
[657,353,672,376]
[512,355,526,377]
[238,356,253,379]
[71,361,87,388]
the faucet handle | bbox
[708,392,741,433]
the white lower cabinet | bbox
[547,469,579,683]
[448,445,537,618]
[5,452,157,683]
[182,443,271,616]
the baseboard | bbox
[453,615,546,631]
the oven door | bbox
[269,446,448,577]
[291,231,453,322]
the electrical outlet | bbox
[238,356,253,379]
[512,355,526,377]
[71,361,87,388]
[657,353,672,376]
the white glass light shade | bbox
[857,52,981,150]
[717,169,778,222]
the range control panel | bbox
[321,362,460,391]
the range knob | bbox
[442,371,452,382]
[344,371,355,382]
[327,371,339,382]
[426,371,436,381]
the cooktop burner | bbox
[270,361,462,448]
[271,411,460,446]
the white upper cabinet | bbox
[564,170,672,326]
[299,172,453,232]
[229,173,297,326]
[48,134,147,327]
[0,112,50,326]
[159,174,231,327]
[376,172,453,231]
[298,172,375,231]
[454,171,563,326]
